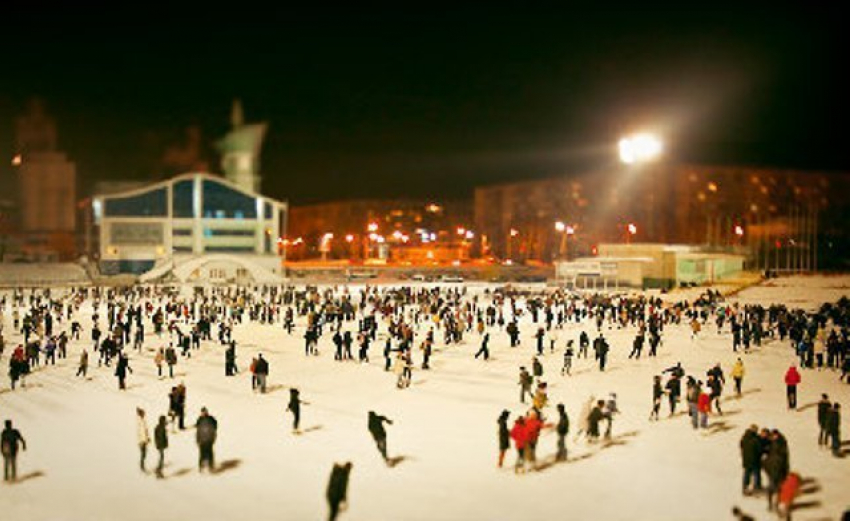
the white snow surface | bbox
[0,276,849,521]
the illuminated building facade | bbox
[90,172,286,276]
[475,163,850,269]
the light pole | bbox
[554,221,575,260]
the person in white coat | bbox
[136,407,150,472]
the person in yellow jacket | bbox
[731,358,745,396]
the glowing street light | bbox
[367,222,378,232]
[555,221,565,232]
[345,234,355,243]
[627,223,637,235]
[619,133,663,164]
[11,154,22,167]
[510,228,519,237]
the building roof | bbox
[93,171,286,207]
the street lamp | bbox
[555,221,575,260]
[619,133,663,164]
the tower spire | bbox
[231,98,244,128]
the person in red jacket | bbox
[509,416,528,474]
[776,472,800,520]
[784,366,801,410]
[524,410,543,470]
[697,390,711,429]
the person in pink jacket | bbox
[784,366,801,410]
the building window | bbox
[104,188,167,217]
[203,228,255,237]
[203,179,257,219]
[205,245,255,253]
[173,228,192,236]
[172,180,194,218]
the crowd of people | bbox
[1,283,849,520]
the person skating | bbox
[497,410,510,468]
[474,333,490,360]
[154,415,168,479]
[764,430,789,512]
[136,408,150,472]
[115,352,133,390]
[696,388,710,430]
[650,375,663,421]
[287,388,309,434]
[740,425,762,495]
[587,400,606,443]
[817,394,831,447]
[561,346,574,376]
[367,411,393,464]
[195,407,218,473]
[532,357,543,384]
[827,402,841,457]
[76,349,88,378]
[326,461,352,521]
[524,409,544,470]
[518,367,533,404]
[509,416,528,474]
[555,403,569,461]
[731,358,745,397]
[784,365,801,410]
[225,342,237,376]
[1,420,26,483]
[165,344,177,378]
[254,354,270,393]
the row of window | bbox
[103,179,276,220]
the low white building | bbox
[90,172,287,283]
[555,243,745,290]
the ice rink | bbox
[1,276,849,521]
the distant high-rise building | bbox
[216,99,267,193]
[11,99,77,259]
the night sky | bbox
[0,6,845,204]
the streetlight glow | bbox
[555,221,565,232]
[627,223,637,235]
[619,133,663,164]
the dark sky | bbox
[0,6,846,204]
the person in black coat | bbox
[154,415,168,479]
[817,394,831,446]
[1,420,27,482]
[475,333,490,360]
[367,411,393,463]
[225,342,237,376]
[497,410,510,467]
[115,353,133,390]
[555,403,569,461]
[287,388,309,433]
[739,425,762,494]
[195,407,218,473]
[326,461,352,521]
[827,403,841,457]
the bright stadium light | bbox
[619,133,663,164]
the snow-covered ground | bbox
[1,277,849,521]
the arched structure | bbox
[140,254,282,284]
